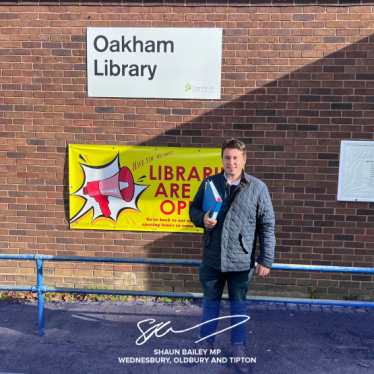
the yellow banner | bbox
[69,145,222,232]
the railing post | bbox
[36,256,44,337]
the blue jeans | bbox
[199,262,254,346]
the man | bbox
[189,138,276,374]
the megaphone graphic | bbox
[83,167,134,218]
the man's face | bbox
[222,148,246,181]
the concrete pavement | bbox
[0,300,373,374]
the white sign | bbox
[338,141,374,202]
[87,28,222,99]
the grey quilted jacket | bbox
[189,171,275,272]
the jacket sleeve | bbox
[189,179,206,229]
[256,185,276,268]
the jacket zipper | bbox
[226,183,250,216]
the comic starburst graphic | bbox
[70,155,149,223]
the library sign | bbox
[87,28,222,99]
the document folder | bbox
[203,180,222,231]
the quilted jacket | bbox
[189,171,275,272]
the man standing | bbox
[189,138,276,374]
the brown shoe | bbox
[183,340,214,366]
[232,344,252,374]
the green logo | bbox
[185,83,191,92]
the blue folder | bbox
[203,180,222,231]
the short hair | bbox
[221,138,246,158]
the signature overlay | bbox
[136,315,250,345]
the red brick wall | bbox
[1,3,374,300]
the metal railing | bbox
[1,254,374,337]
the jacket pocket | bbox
[239,233,249,254]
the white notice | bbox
[363,159,374,187]
[338,141,374,202]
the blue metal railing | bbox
[0,254,374,337]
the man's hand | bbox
[255,263,270,277]
[203,209,217,230]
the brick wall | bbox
[1,2,374,300]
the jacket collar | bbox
[240,170,251,187]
